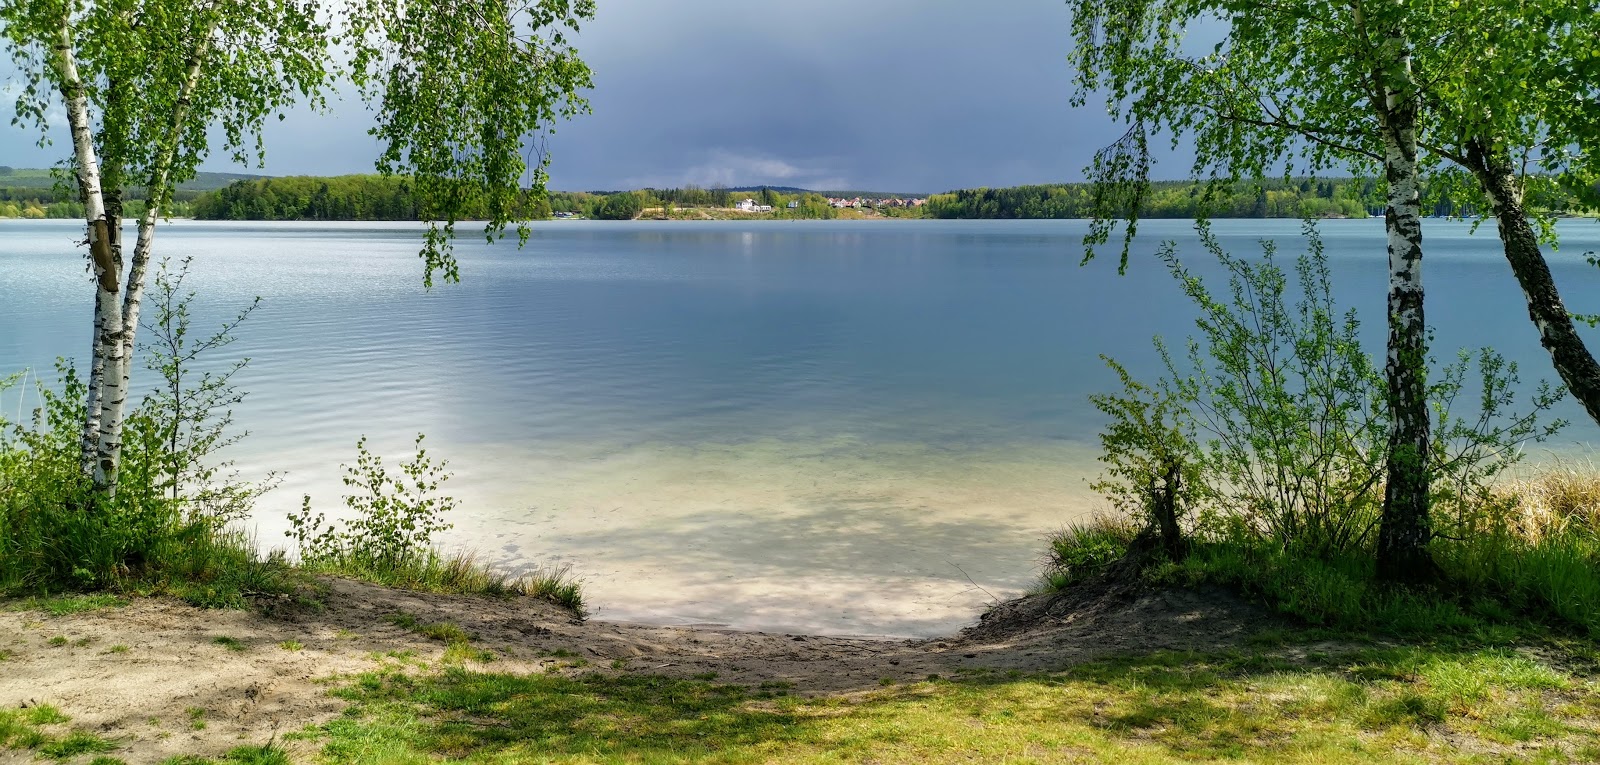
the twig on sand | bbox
[948,561,999,606]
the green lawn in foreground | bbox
[5,634,1597,763]
[278,643,1600,764]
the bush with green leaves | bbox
[1055,222,1596,636]
[287,434,457,569]
[1089,222,1560,560]
[0,259,282,604]
[281,438,581,610]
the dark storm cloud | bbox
[0,1,1135,192]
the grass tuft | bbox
[303,551,583,614]
[211,636,247,652]
[1038,515,1139,591]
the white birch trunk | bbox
[107,28,216,484]
[52,11,120,486]
[1373,23,1432,583]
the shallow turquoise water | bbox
[3,217,1598,635]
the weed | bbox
[46,636,66,647]
[212,636,247,652]
[107,644,129,654]
[38,731,118,759]
[278,640,303,652]
[442,643,494,664]
[388,612,471,643]
[185,707,206,731]
[26,706,69,725]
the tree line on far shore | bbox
[6,173,1590,222]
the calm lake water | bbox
[4,218,1600,636]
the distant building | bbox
[735,198,773,213]
[787,200,799,209]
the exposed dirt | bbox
[0,577,1277,763]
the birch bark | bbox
[1468,141,1600,426]
[1372,21,1433,584]
[103,25,218,494]
[51,10,120,487]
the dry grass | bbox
[1494,459,1600,543]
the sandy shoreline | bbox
[0,577,1267,763]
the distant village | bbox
[734,196,928,212]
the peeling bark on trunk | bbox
[1467,141,1600,427]
[1373,31,1433,585]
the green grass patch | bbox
[0,705,121,760]
[302,552,584,614]
[212,636,248,652]
[159,742,291,765]
[4,594,127,616]
[1039,516,1140,591]
[1044,520,1600,641]
[388,612,473,644]
[290,642,1600,764]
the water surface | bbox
[4,218,1598,636]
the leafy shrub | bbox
[1060,222,1592,637]
[0,260,285,603]
[284,438,584,612]
[1091,222,1558,557]
[287,433,456,569]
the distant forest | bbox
[0,165,258,219]
[4,167,1593,221]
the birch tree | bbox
[1067,0,1437,581]
[1416,2,1600,427]
[1,0,595,496]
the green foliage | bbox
[191,176,422,221]
[1,0,593,286]
[926,178,1379,220]
[1040,516,1139,590]
[287,434,456,571]
[131,257,273,524]
[0,263,286,604]
[1064,226,1589,636]
[591,190,645,220]
[284,436,582,612]
[1093,224,1558,558]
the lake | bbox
[4,217,1599,636]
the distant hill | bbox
[0,166,267,192]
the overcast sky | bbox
[1,1,1148,193]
